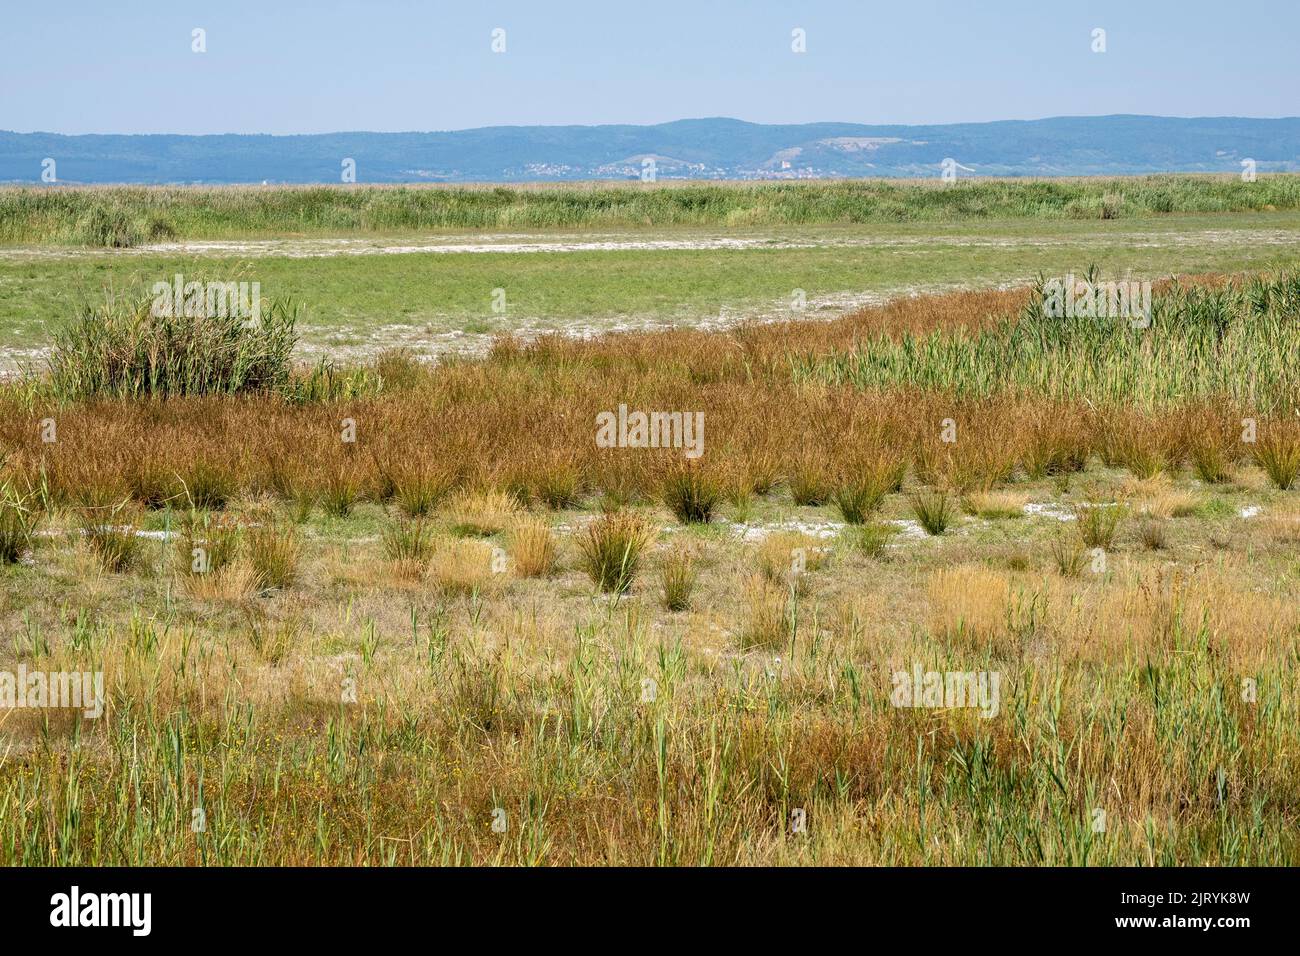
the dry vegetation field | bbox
[1,258,1297,866]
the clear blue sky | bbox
[3,0,1297,134]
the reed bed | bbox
[46,297,294,401]
[4,175,1300,245]
[801,273,1300,413]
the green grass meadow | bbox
[3,212,1300,359]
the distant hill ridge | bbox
[2,115,1298,184]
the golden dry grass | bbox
[429,537,502,595]
[507,516,558,578]
[927,565,1013,654]
[1,276,1297,867]
[1120,476,1201,519]
[754,531,828,592]
[446,489,523,537]
[962,489,1029,519]
[1262,498,1300,544]
[182,558,262,602]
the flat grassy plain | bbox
[0,178,1297,866]
[2,213,1300,364]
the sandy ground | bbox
[287,278,1034,367]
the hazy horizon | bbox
[8,112,1300,139]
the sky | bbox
[2,0,1297,135]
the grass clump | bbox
[660,465,720,524]
[176,512,245,597]
[1190,438,1232,484]
[126,458,179,510]
[1253,429,1300,490]
[534,462,584,510]
[81,498,144,572]
[373,348,426,390]
[1074,502,1127,549]
[247,522,300,589]
[962,490,1027,519]
[47,292,298,400]
[909,488,954,535]
[321,469,362,518]
[288,485,316,523]
[576,512,654,594]
[659,549,698,611]
[430,539,501,596]
[1138,516,1170,551]
[1123,479,1199,520]
[185,560,261,602]
[844,521,897,558]
[1049,532,1087,576]
[754,532,825,593]
[245,614,304,666]
[179,459,236,511]
[446,489,521,536]
[738,575,790,651]
[71,204,145,248]
[394,470,452,518]
[831,460,897,524]
[0,485,40,564]
[788,456,831,507]
[383,517,433,564]
[508,517,557,578]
